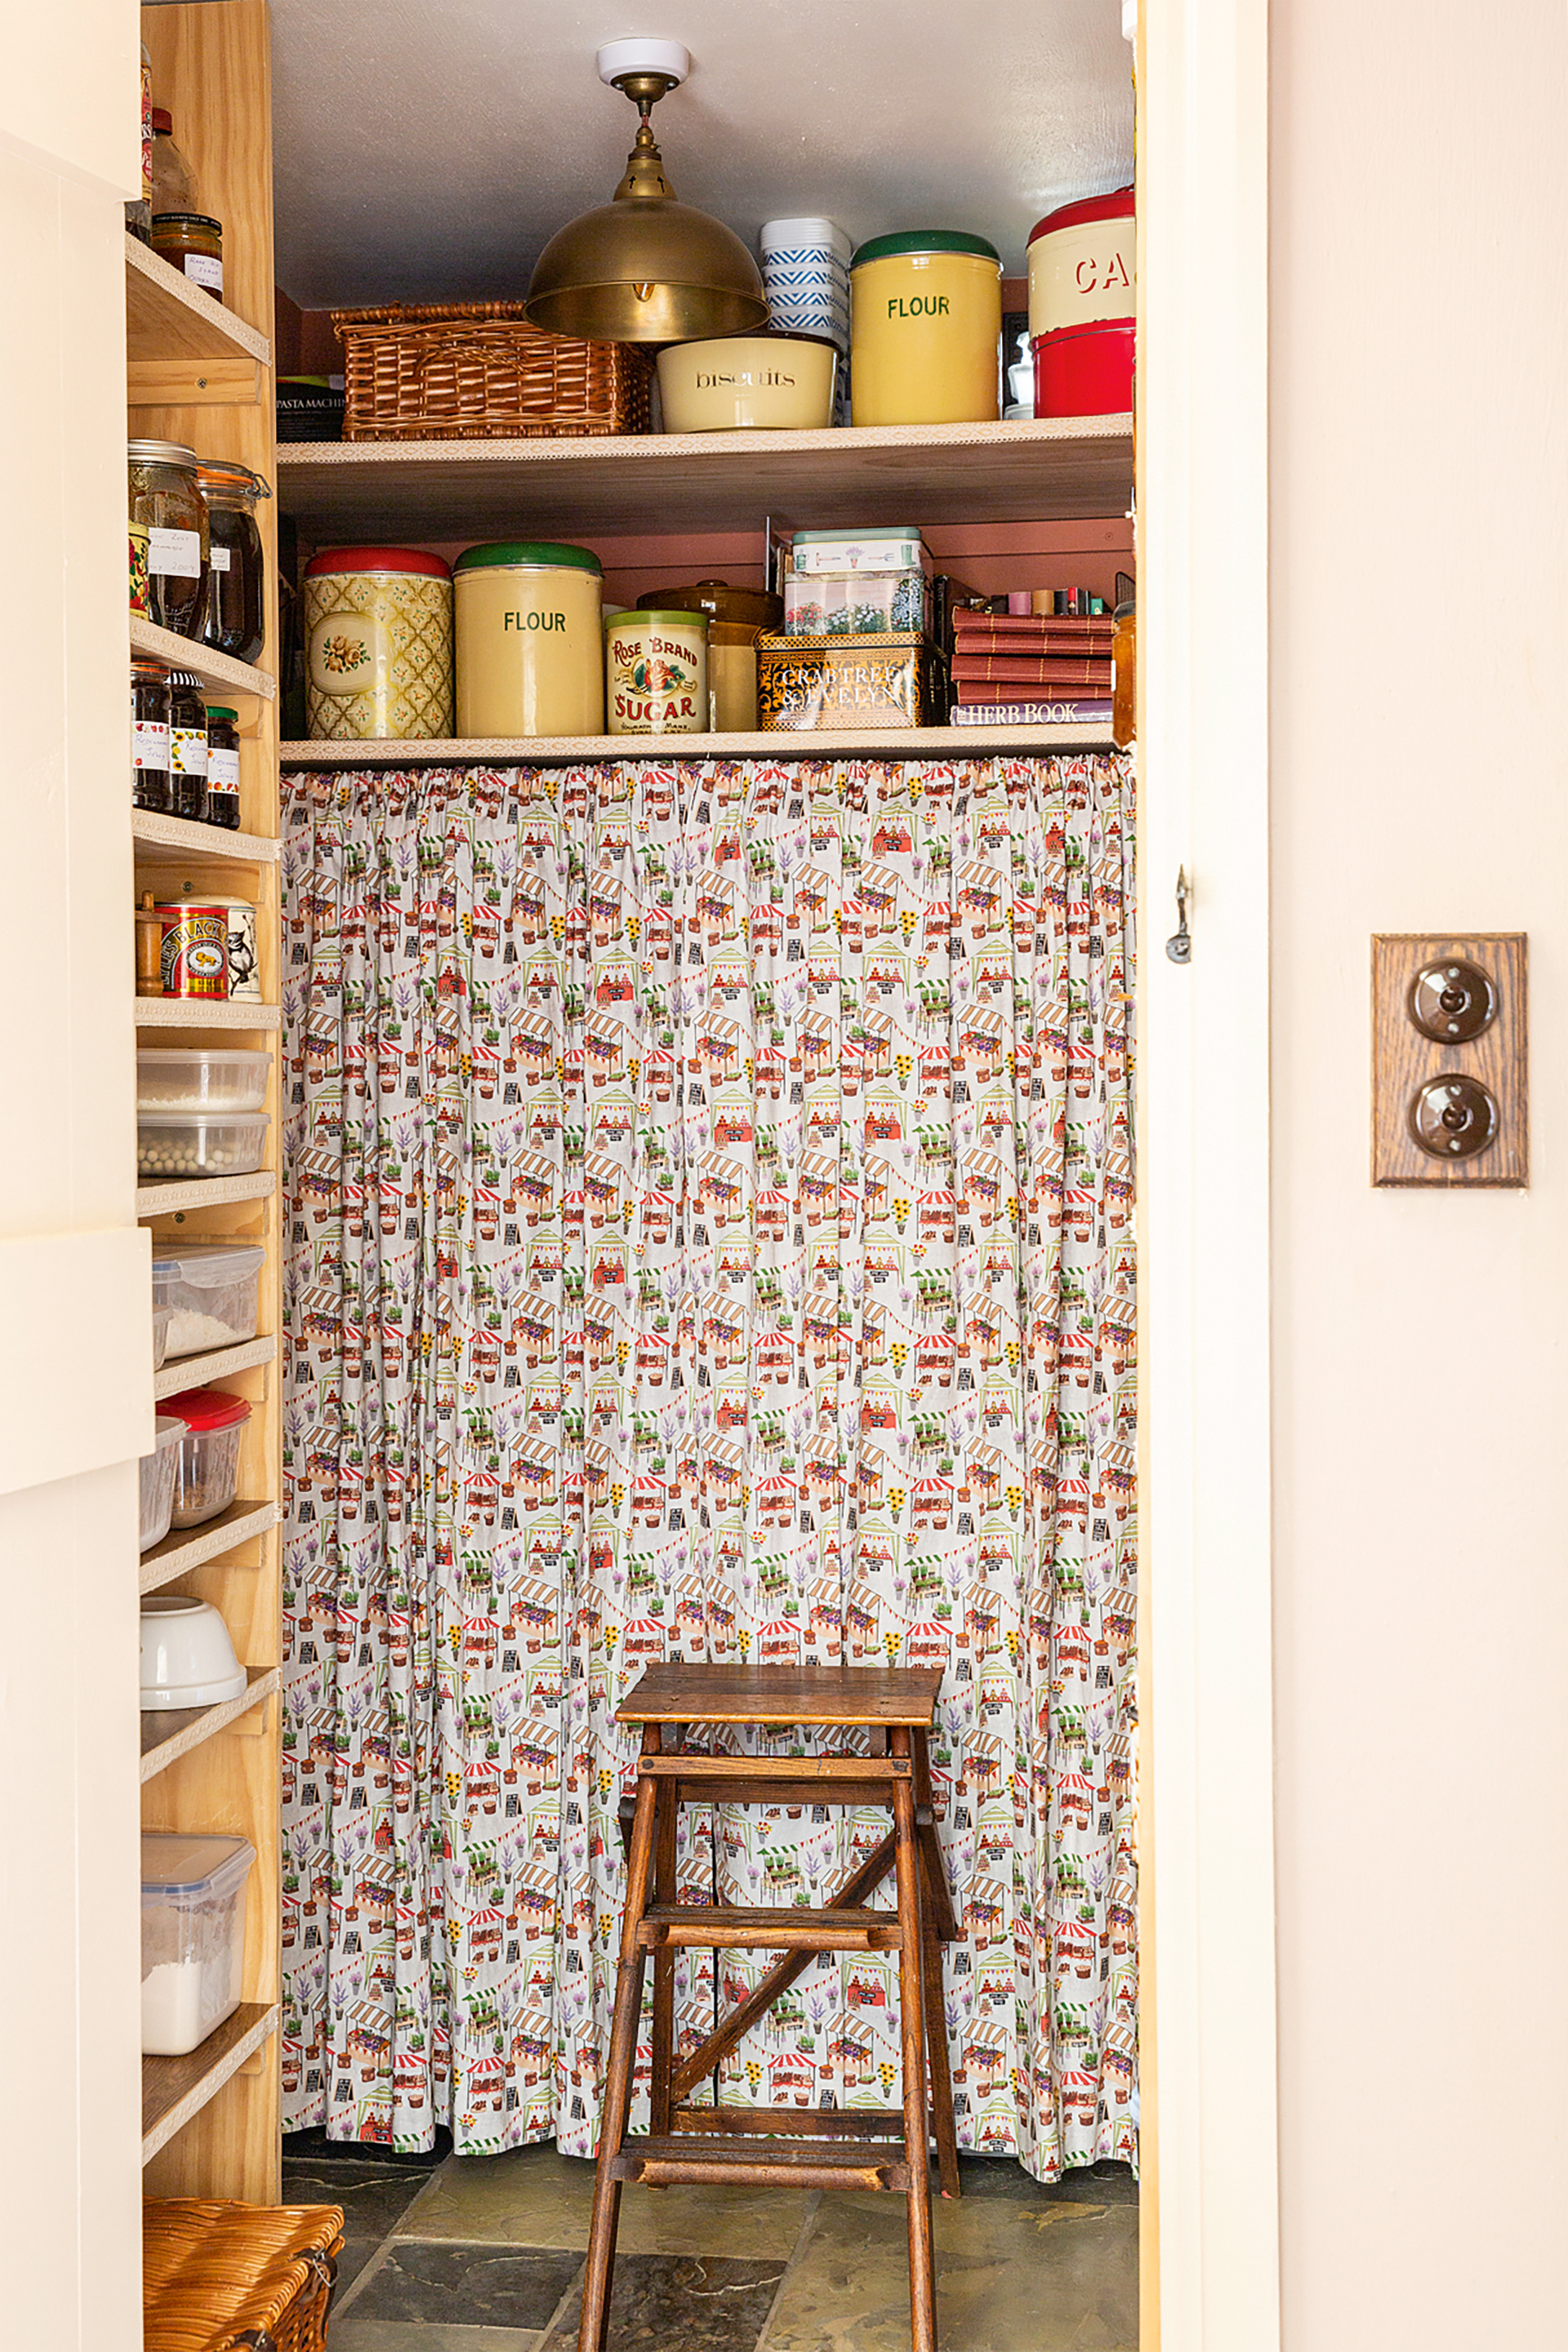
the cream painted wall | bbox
[0,12,145,2342]
[1270,0,1568,2341]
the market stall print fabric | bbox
[278,751,1137,2180]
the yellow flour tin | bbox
[849,230,1002,426]
[454,542,604,738]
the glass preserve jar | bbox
[1111,599,1136,749]
[129,440,207,637]
[153,212,225,301]
[198,464,268,664]
[131,660,173,813]
[205,706,241,830]
[127,42,153,243]
[167,672,210,822]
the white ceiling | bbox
[270,0,1134,309]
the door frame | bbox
[1137,1,1280,2346]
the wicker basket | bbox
[332,302,652,441]
[144,2198,345,2352]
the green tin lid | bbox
[605,608,709,632]
[850,229,1001,269]
[455,541,603,576]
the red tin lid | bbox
[302,547,451,579]
[1028,185,1135,245]
[163,1388,252,1433]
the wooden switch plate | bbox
[1372,933,1527,1186]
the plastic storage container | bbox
[139,1415,184,1552]
[137,1108,270,1182]
[152,1306,173,1372]
[153,1241,265,1358]
[140,1832,254,2056]
[136,1048,270,1112]
[164,1388,251,1528]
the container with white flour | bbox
[140,1831,254,2056]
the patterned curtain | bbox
[279,751,1137,2181]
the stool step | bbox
[609,2134,912,2193]
[638,1904,901,1951]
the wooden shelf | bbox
[140,1499,281,1597]
[137,1170,275,1219]
[142,2004,278,2165]
[136,999,282,1031]
[155,1336,276,1403]
[140,1668,279,1785]
[276,414,1134,537]
[127,234,270,367]
[130,617,275,703]
[283,721,1118,767]
[132,808,280,867]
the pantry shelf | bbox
[282,721,1119,766]
[142,2002,278,2166]
[130,617,276,703]
[137,1170,276,1218]
[136,999,283,1031]
[140,1667,280,1785]
[132,808,281,866]
[154,1336,276,1403]
[140,1500,282,1598]
[276,413,1135,537]
[127,233,270,368]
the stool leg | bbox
[913,1732,960,2201]
[648,1771,678,2144]
[892,1731,938,2352]
[579,1765,657,2352]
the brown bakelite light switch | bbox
[1371,934,1527,1186]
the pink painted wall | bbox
[1271,0,1568,2343]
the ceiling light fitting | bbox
[524,39,768,345]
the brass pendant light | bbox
[525,40,768,345]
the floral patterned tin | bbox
[301,546,453,740]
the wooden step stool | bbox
[580,1664,960,2352]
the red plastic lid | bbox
[151,107,172,134]
[303,546,451,580]
[164,1388,252,1433]
[1028,185,1135,243]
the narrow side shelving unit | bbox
[134,0,284,2209]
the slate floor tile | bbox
[282,2129,452,2293]
[405,2143,813,2258]
[343,2242,584,2332]
[956,2154,1140,2206]
[760,2190,1138,2352]
[328,2326,541,2352]
[538,2253,786,2352]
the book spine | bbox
[949,700,1115,725]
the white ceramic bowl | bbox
[657,335,838,431]
[140,1595,247,1709]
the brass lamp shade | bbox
[525,77,768,345]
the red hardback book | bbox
[951,654,1115,688]
[952,612,1114,645]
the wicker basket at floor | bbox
[144,2199,345,2352]
[332,301,653,440]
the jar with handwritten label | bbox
[205,706,241,830]
[454,542,603,738]
[129,440,207,637]
[152,212,225,301]
[131,660,173,813]
[301,547,453,740]
[198,462,268,664]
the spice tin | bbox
[130,521,149,615]
[222,901,260,1001]
[783,569,927,637]
[453,543,603,738]
[1027,188,1135,417]
[158,904,229,999]
[301,547,453,741]
[605,609,709,737]
[790,527,925,576]
[756,630,935,730]
[849,231,1001,426]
